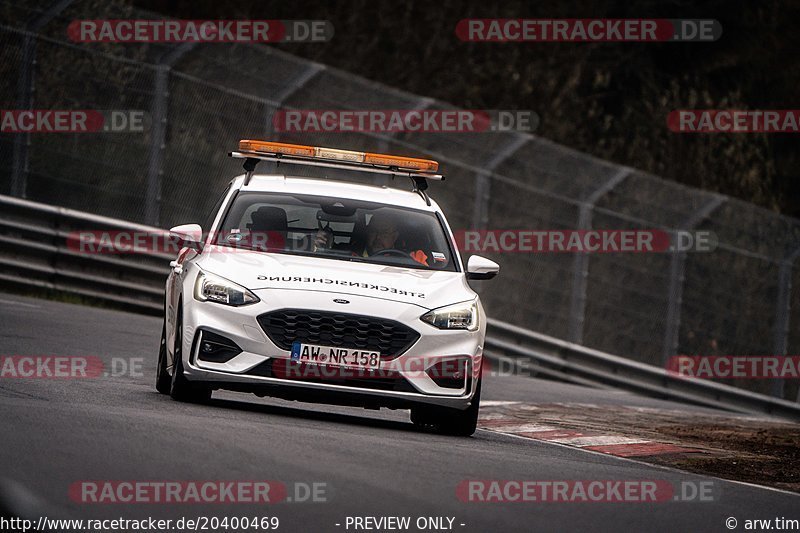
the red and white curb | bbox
[479,401,702,458]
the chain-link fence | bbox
[2,0,799,401]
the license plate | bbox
[290,342,381,370]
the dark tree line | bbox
[136,0,800,218]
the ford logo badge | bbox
[333,299,349,304]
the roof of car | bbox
[232,174,443,212]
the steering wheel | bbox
[371,248,409,258]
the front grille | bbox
[257,309,420,360]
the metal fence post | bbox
[772,245,800,399]
[471,134,529,231]
[144,43,196,226]
[10,0,73,199]
[567,168,629,344]
[661,196,726,365]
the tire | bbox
[169,306,212,403]
[155,318,171,394]
[411,379,482,437]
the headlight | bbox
[194,270,259,306]
[420,300,479,331]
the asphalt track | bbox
[0,293,797,533]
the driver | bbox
[314,212,429,266]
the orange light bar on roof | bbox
[239,140,315,157]
[364,153,438,172]
[238,140,439,173]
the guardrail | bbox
[0,194,168,314]
[485,320,800,420]
[1,193,798,420]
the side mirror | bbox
[169,223,203,245]
[466,255,499,281]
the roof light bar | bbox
[238,140,439,173]
[363,152,438,172]
[238,140,315,157]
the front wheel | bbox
[169,308,212,403]
[411,379,481,437]
[155,318,171,394]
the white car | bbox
[156,140,500,436]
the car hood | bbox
[196,245,475,310]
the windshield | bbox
[214,192,458,272]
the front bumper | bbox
[180,288,484,410]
